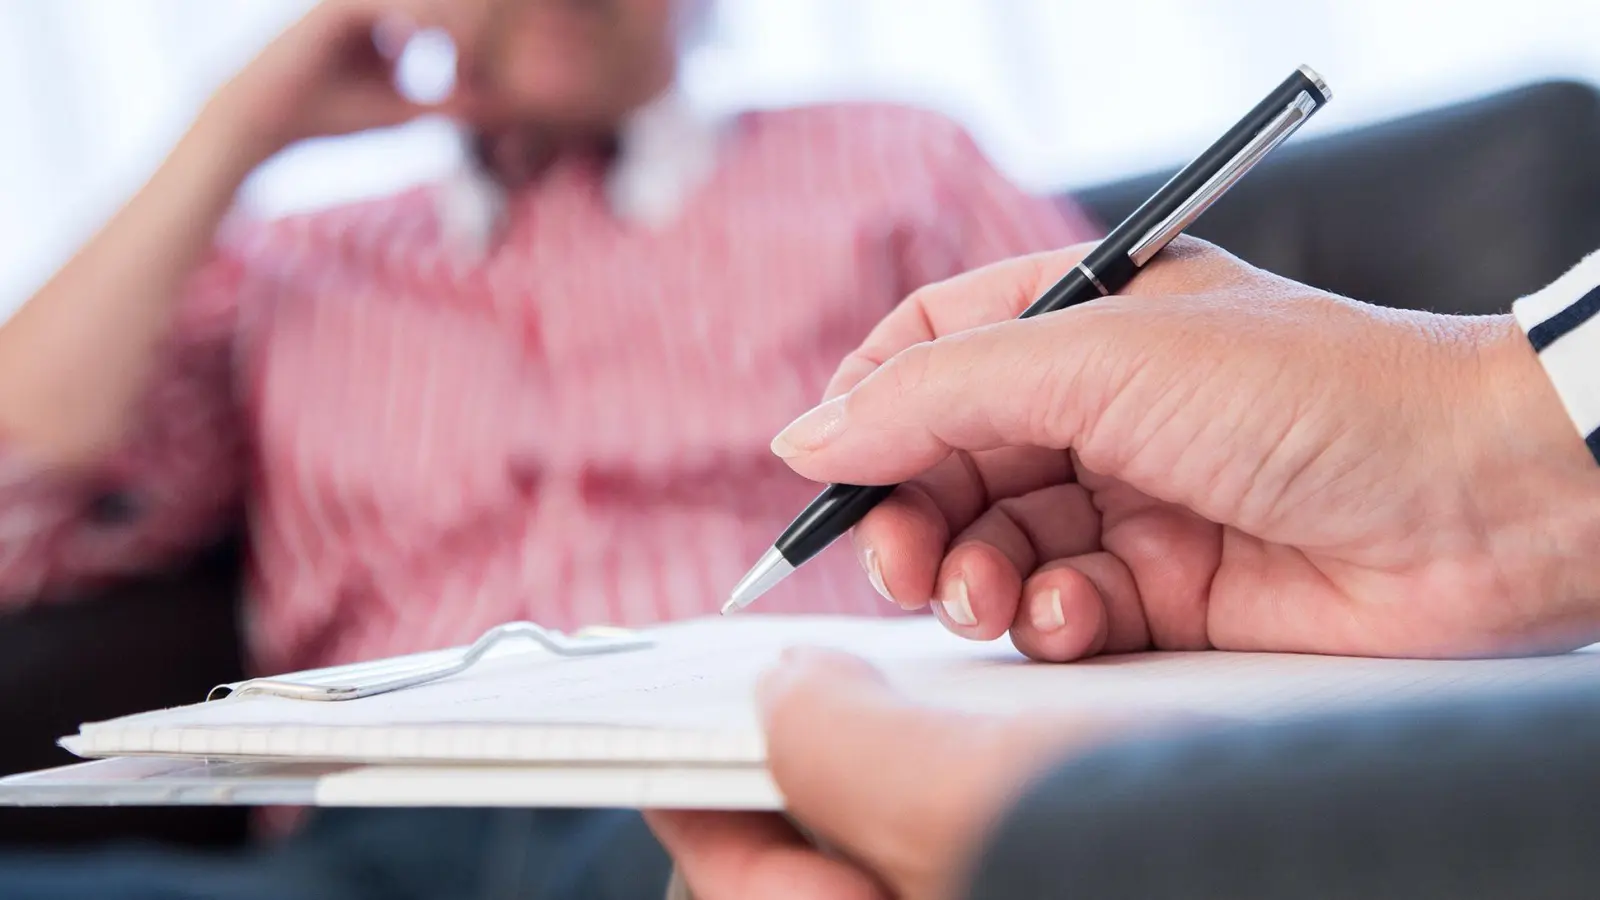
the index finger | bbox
[823,244,1094,400]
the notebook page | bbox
[65,617,969,759]
[65,616,1600,763]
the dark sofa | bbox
[3,78,1599,851]
[1075,80,1600,315]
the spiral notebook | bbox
[9,615,1600,810]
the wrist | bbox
[132,101,269,242]
[192,83,287,176]
[1466,316,1600,636]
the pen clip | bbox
[1129,90,1319,267]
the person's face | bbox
[460,0,679,131]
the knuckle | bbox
[875,340,938,400]
[1160,234,1218,259]
[1014,323,1087,448]
[1130,235,1252,296]
[833,349,885,385]
[902,280,939,312]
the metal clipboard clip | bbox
[206,622,654,703]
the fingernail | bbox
[759,648,838,719]
[940,576,977,627]
[771,397,847,459]
[1031,588,1066,632]
[861,545,895,604]
[760,647,810,707]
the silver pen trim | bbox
[1129,90,1318,267]
[722,546,795,615]
[1297,64,1333,103]
[1076,262,1110,296]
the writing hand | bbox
[773,239,1600,660]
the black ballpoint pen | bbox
[724,64,1333,614]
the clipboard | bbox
[0,618,778,811]
[0,756,779,810]
[16,615,1600,815]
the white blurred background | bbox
[2,0,1599,312]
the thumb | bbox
[758,648,903,745]
[772,312,1109,485]
[757,649,937,845]
[759,648,1086,900]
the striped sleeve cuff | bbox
[1512,250,1600,464]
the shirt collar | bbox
[436,88,728,255]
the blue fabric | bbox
[0,808,670,900]
[966,681,1600,900]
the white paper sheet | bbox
[63,616,1600,769]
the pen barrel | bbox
[1097,67,1330,273]
[1020,263,1114,318]
[774,483,897,566]
[747,65,1332,601]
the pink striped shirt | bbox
[0,103,1094,676]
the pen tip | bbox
[724,547,795,616]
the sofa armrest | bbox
[0,535,250,848]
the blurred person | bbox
[650,238,1600,899]
[0,0,1095,897]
